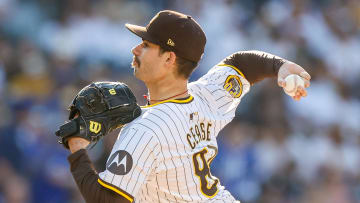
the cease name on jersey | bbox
[186,122,212,149]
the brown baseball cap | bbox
[125,10,206,63]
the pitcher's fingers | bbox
[300,71,311,80]
[293,95,300,101]
[297,86,307,97]
[278,78,286,87]
[301,89,307,97]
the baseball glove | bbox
[55,81,141,149]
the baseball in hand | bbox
[283,74,305,96]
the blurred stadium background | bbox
[0,0,359,202]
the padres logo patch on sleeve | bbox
[223,75,243,98]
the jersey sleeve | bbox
[189,64,250,120]
[98,124,160,202]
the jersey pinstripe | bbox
[98,64,250,202]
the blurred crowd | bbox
[0,0,359,202]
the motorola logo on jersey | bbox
[106,150,133,175]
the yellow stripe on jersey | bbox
[97,178,134,202]
[142,95,194,108]
[218,64,247,80]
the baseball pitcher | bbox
[56,10,310,203]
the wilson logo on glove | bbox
[55,81,142,149]
[109,88,116,95]
[89,121,101,134]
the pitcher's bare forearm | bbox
[68,137,90,153]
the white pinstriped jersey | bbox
[98,64,250,202]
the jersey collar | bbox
[142,95,194,108]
